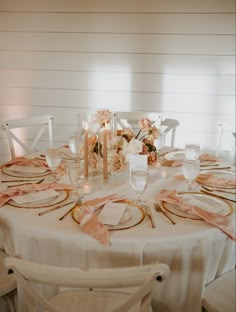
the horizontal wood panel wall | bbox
[0,0,235,162]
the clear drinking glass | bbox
[182,159,200,191]
[69,134,82,158]
[67,161,83,199]
[45,148,61,182]
[185,141,200,160]
[130,167,148,206]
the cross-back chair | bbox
[4,256,170,312]
[202,268,235,312]
[114,111,163,131]
[216,121,235,163]
[1,115,54,159]
[114,112,179,148]
[0,250,16,312]
[159,117,179,148]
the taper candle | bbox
[103,125,108,181]
[83,121,89,179]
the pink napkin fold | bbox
[156,189,235,240]
[75,194,126,246]
[0,157,65,175]
[175,174,236,188]
[0,183,74,207]
[199,153,222,162]
[161,153,221,167]
[160,159,183,167]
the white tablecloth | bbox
[0,164,235,312]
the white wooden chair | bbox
[114,112,179,148]
[202,269,235,312]
[0,250,17,312]
[216,121,235,163]
[114,111,163,131]
[4,256,169,312]
[159,117,179,148]
[1,115,54,159]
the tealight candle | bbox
[156,162,162,168]
[83,183,91,194]
[161,170,168,178]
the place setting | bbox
[155,189,235,240]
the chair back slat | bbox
[4,256,170,312]
[2,115,54,159]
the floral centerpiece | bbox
[88,109,160,173]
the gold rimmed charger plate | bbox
[2,165,51,179]
[8,190,70,209]
[72,199,145,231]
[162,192,232,220]
[200,169,236,189]
[164,150,185,161]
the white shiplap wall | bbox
[0,0,235,162]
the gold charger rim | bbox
[164,150,185,161]
[162,191,233,220]
[71,199,145,231]
[2,165,51,178]
[7,189,70,209]
[200,169,236,189]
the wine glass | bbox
[69,134,82,158]
[130,167,148,206]
[182,159,200,191]
[67,161,83,200]
[45,149,62,182]
[185,140,200,160]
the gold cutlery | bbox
[144,206,155,228]
[2,178,44,183]
[201,185,236,194]
[38,200,75,216]
[154,202,176,225]
[200,190,236,203]
[200,167,231,171]
[6,178,45,187]
[59,197,83,221]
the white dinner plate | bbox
[7,190,70,208]
[162,192,232,220]
[2,165,51,178]
[164,151,185,161]
[199,170,236,189]
[72,200,145,231]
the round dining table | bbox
[0,153,235,312]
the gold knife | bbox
[38,200,75,216]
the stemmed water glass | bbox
[67,161,83,200]
[182,159,200,191]
[185,140,200,160]
[69,134,83,158]
[130,167,148,206]
[45,148,62,182]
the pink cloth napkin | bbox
[75,194,126,246]
[199,153,222,162]
[160,159,183,167]
[0,157,65,175]
[161,153,221,167]
[175,174,236,188]
[0,183,74,207]
[156,189,235,240]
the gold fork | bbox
[153,202,176,225]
